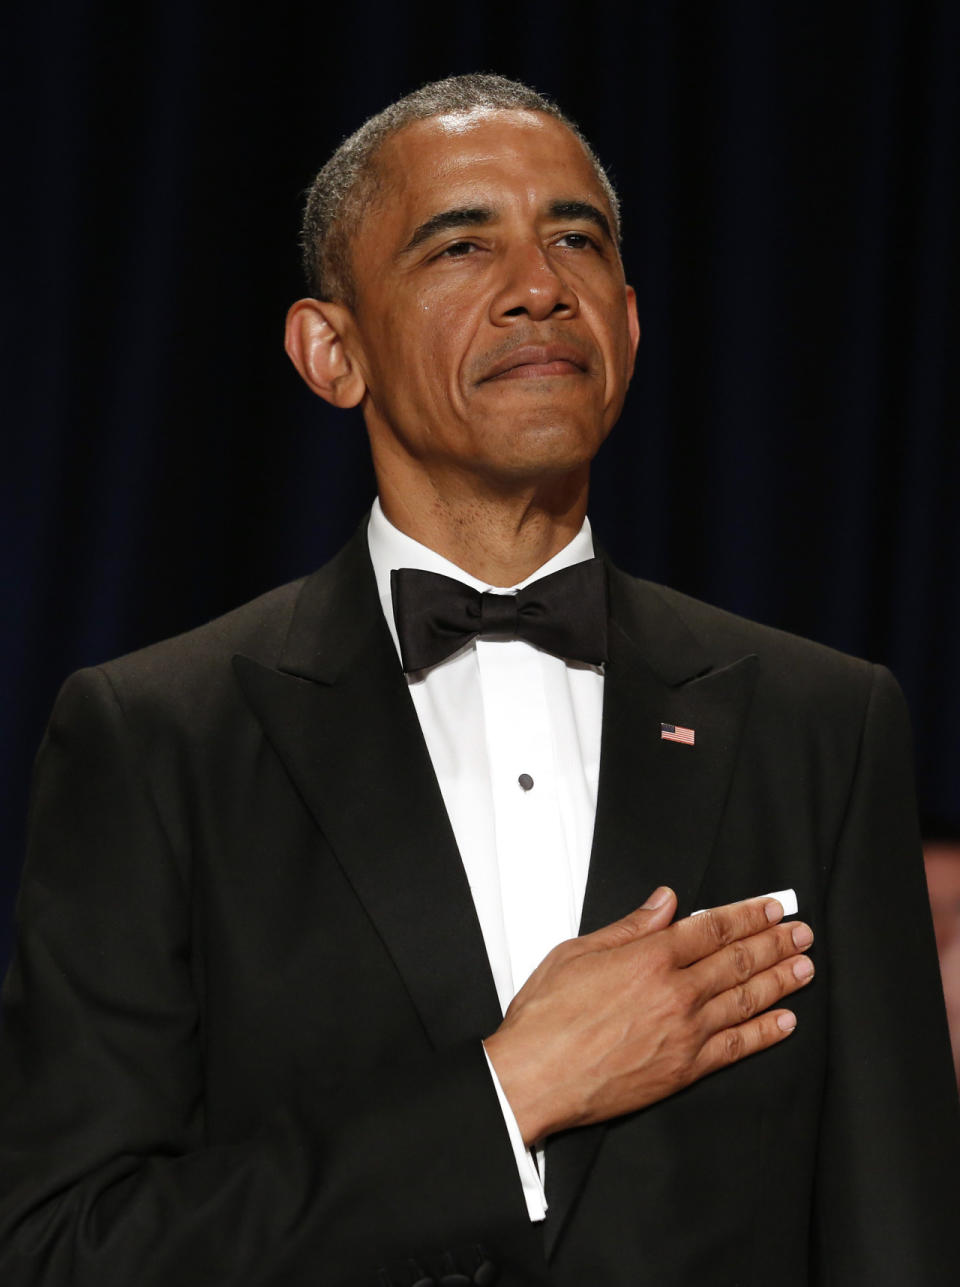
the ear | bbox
[284,298,367,408]
[625,285,641,368]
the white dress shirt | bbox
[367,499,604,1221]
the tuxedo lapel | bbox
[544,565,759,1258]
[582,576,760,932]
[233,528,504,1052]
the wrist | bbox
[483,1029,566,1147]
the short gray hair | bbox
[300,73,621,306]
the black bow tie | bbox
[390,558,608,674]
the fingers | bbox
[684,908,814,1033]
[697,1005,801,1076]
[674,902,815,1077]
[703,948,815,1036]
[578,886,678,951]
[671,895,789,968]
[687,918,814,1002]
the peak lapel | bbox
[544,568,759,1259]
[233,529,503,1052]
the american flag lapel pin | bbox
[661,722,695,746]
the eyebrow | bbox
[547,200,613,242]
[401,207,495,254]
[399,198,614,256]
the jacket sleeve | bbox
[0,667,546,1287]
[812,664,960,1284]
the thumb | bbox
[582,886,677,950]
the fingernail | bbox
[777,1011,797,1032]
[792,923,813,950]
[793,957,814,981]
[643,886,672,910]
[764,899,783,923]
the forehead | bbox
[371,109,609,230]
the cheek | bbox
[367,273,487,411]
[367,316,467,423]
[598,299,636,375]
[410,297,477,395]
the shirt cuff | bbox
[482,1045,547,1222]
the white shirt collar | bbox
[366,496,596,657]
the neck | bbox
[376,468,590,587]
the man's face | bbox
[341,109,640,493]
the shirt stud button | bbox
[518,773,534,791]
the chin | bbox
[473,436,602,486]
[499,419,608,469]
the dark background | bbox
[3,1,958,973]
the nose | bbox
[489,241,579,324]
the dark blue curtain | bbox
[3,1,959,970]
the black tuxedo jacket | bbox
[1,527,958,1286]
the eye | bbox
[554,231,597,251]
[435,240,479,259]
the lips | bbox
[480,343,590,382]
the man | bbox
[1,74,957,1286]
